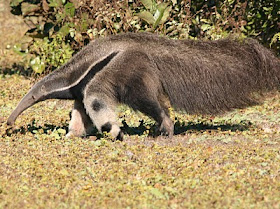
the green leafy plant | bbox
[270,32,280,47]
[29,34,73,74]
[136,0,171,30]
[244,0,279,53]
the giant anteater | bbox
[7,33,280,139]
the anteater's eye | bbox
[41,85,46,92]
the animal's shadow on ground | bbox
[5,119,252,138]
[5,120,69,137]
[121,120,252,137]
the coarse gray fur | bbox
[7,33,280,139]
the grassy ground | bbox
[0,74,280,208]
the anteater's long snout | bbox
[7,91,37,126]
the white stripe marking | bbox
[48,52,118,95]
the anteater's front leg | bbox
[66,100,94,138]
[83,94,123,140]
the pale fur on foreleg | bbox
[66,100,94,138]
[83,95,123,140]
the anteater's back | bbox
[108,33,280,114]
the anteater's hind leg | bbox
[83,94,123,140]
[66,100,94,138]
[124,76,174,137]
[115,50,174,137]
[130,94,174,137]
[117,50,174,137]
[157,93,174,135]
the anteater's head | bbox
[7,80,50,125]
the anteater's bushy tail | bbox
[157,38,280,115]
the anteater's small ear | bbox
[40,85,47,94]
